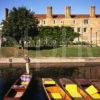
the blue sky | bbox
[0,0,100,23]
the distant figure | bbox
[24,55,30,74]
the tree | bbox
[37,26,79,48]
[2,7,39,47]
[61,26,79,46]
[38,26,53,47]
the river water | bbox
[0,66,100,100]
[0,76,47,100]
[0,77,4,100]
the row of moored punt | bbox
[4,74,100,100]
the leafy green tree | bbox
[38,26,53,47]
[37,26,79,48]
[2,7,39,47]
[1,36,18,47]
[61,26,79,46]
[52,26,61,47]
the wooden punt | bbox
[4,74,32,100]
[74,79,91,90]
[42,78,71,100]
[75,79,100,100]
[89,79,100,91]
[59,78,91,100]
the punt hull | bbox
[42,78,71,100]
[4,74,32,100]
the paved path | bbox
[0,57,100,63]
[0,57,100,68]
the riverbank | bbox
[1,57,100,63]
[0,57,100,68]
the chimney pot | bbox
[47,6,52,18]
[5,8,9,20]
[90,6,96,18]
[65,6,71,18]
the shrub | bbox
[1,37,18,47]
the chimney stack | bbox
[5,8,9,20]
[47,6,52,18]
[90,6,96,18]
[65,6,71,18]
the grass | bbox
[0,46,100,57]
[28,46,100,57]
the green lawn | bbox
[0,46,100,57]
[28,46,100,57]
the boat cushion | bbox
[47,87,59,93]
[20,74,31,82]
[65,84,77,91]
[65,84,82,98]
[85,85,98,95]
[50,93,62,99]
[44,80,56,85]
[15,92,23,97]
[21,81,29,85]
[68,90,82,98]
[91,93,100,99]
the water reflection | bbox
[0,77,4,100]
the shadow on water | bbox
[22,77,48,100]
[0,77,4,100]
[0,67,25,100]
[31,67,78,78]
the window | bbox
[54,20,55,24]
[43,20,45,24]
[73,20,75,24]
[83,28,87,32]
[61,21,64,25]
[84,19,88,25]
[77,27,80,32]
[39,20,42,25]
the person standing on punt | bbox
[24,55,30,74]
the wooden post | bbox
[26,62,29,74]
[24,55,30,74]
[9,58,12,67]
